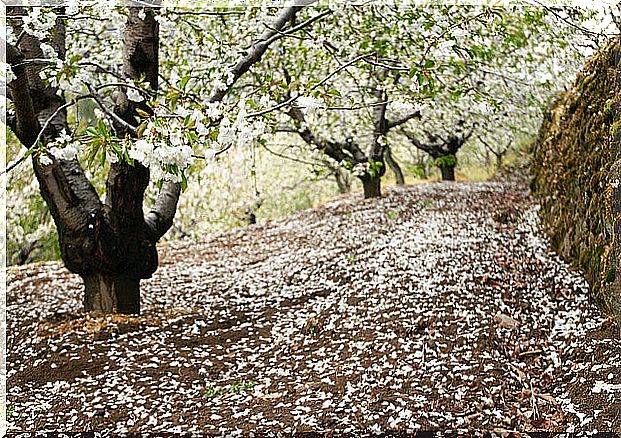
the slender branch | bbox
[327,101,391,111]
[363,57,409,72]
[78,61,125,81]
[387,110,422,130]
[530,1,619,37]
[263,23,309,41]
[9,58,55,69]
[263,9,332,46]
[418,9,490,68]
[246,52,373,118]
[85,82,137,133]
[262,143,327,167]
[208,2,324,103]
[167,10,245,16]
[192,143,233,160]
[3,95,91,175]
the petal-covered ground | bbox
[6,182,620,435]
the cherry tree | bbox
[5,1,323,314]
[247,3,591,195]
[388,5,596,182]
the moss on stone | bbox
[532,36,621,324]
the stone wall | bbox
[532,37,621,322]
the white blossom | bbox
[49,145,77,161]
[127,88,144,103]
[129,139,154,165]
[39,43,58,60]
[38,154,53,166]
[296,96,324,116]
[2,63,17,85]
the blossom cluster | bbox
[296,96,324,116]
[39,131,79,166]
[388,100,417,120]
[339,160,370,177]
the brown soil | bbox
[6,182,620,435]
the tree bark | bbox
[83,273,140,314]
[495,152,504,170]
[362,175,382,199]
[333,168,351,194]
[384,147,405,185]
[440,164,456,181]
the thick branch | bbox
[34,158,103,237]
[8,12,103,236]
[287,105,364,164]
[6,41,40,146]
[145,182,182,241]
[386,110,422,130]
[107,5,178,240]
[401,129,445,159]
[209,1,323,103]
[384,147,405,185]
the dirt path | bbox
[6,182,620,434]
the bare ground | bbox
[6,182,621,435]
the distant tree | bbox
[283,84,419,198]
[402,120,473,181]
[256,3,591,195]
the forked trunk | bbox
[496,153,504,170]
[440,164,456,181]
[83,273,141,314]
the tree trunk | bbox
[496,153,504,170]
[485,149,492,168]
[333,167,351,194]
[7,7,177,316]
[83,273,140,314]
[384,147,405,185]
[440,164,456,181]
[362,175,382,198]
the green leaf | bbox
[327,89,341,97]
[136,108,151,119]
[97,119,107,136]
[179,76,190,90]
[136,122,147,138]
[416,72,425,86]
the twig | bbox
[246,53,373,118]
[85,82,137,133]
[262,143,326,167]
[3,95,91,175]
[263,9,332,46]
[166,10,245,16]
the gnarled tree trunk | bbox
[7,6,178,315]
[83,273,140,314]
[333,167,351,194]
[440,163,456,181]
[9,3,313,314]
[361,174,382,199]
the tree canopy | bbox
[3,1,613,311]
